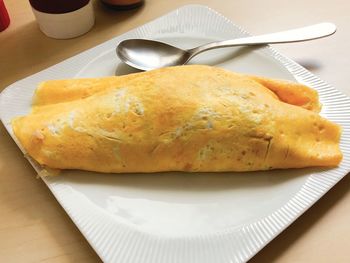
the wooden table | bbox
[1,0,349,262]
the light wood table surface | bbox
[1,0,349,262]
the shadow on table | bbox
[248,172,350,262]
[294,59,322,72]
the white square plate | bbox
[1,5,349,263]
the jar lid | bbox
[29,0,90,14]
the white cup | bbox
[31,1,95,39]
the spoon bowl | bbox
[117,39,192,71]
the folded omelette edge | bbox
[11,65,342,174]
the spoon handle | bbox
[188,23,336,57]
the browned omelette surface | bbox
[12,65,342,173]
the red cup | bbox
[0,0,10,31]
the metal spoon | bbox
[116,23,336,71]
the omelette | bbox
[12,65,342,174]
